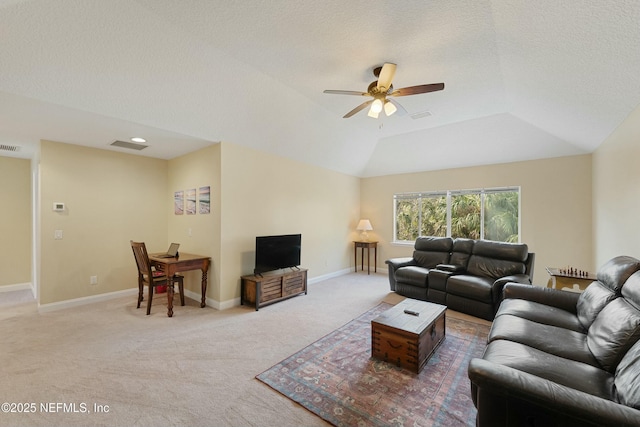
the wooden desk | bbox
[354,241,378,275]
[546,267,596,292]
[149,252,211,317]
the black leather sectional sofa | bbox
[385,236,535,320]
[468,255,640,426]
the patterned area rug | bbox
[256,303,490,427]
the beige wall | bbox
[0,156,31,287]
[39,140,168,305]
[34,139,359,309]
[167,144,221,302]
[27,126,627,307]
[593,104,640,268]
[218,142,361,303]
[361,155,593,283]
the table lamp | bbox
[357,219,373,241]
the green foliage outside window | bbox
[421,195,447,237]
[450,193,481,239]
[395,198,420,241]
[484,191,519,242]
[394,188,519,243]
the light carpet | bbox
[1,273,488,426]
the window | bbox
[393,187,520,243]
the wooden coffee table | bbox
[371,299,446,373]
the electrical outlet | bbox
[90,276,98,285]
[54,230,63,240]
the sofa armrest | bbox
[496,274,531,285]
[491,274,532,310]
[385,257,416,291]
[468,358,640,427]
[385,257,416,271]
[502,282,580,313]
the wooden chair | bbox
[130,240,184,315]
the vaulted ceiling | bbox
[1,0,639,177]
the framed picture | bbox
[199,186,210,214]
[186,188,196,215]
[174,191,184,215]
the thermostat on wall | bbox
[53,202,65,212]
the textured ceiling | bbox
[1,0,639,177]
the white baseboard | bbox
[0,282,32,293]
[215,296,241,310]
[308,267,353,284]
[38,288,138,313]
[36,286,231,313]
[182,289,239,310]
[36,267,390,313]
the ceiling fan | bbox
[323,63,444,118]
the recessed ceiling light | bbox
[131,137,146,143]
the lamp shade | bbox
[370,98,383,113]
[357,219,373,231]
[384,100,397,116]
[367,108,380,118]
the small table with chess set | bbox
[546,266,597,292]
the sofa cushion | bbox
[596,255,640,293]
[621,270,640,311]
[412,236,453,268]
[395,282,428,301]
[446,275,493,303]
[577,281,619,329]
[466,240,528,279]
[482,339,615,401]
[587,298,640,372]
[488,314,598,366]
[449,238,474,267]
[395,266,430,288]
[414,235,453,252]
[615,338,640,409]
[496,298,585,332]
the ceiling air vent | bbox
[0,144,20,152]
[110,140,148,151]
[410,110,433,120]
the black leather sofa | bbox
[469,255,640,427]
[385,236,535,320]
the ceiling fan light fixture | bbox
[384,100,397,116]
[323,62,444,119]
[371,98,383,114]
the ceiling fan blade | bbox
[323,90,369,96]
[390,83,445,97]
[387,98,408,116]
[343,100,373,118]
[376,63,397,92]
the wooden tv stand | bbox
[241,268,307,311]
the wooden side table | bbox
[354,241,378,275]
[546,267,596,292]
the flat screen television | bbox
[254,234,301,274]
